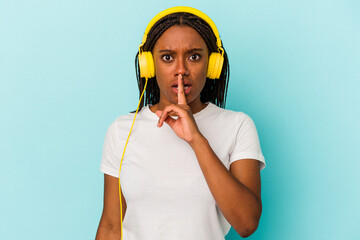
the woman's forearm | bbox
[95,222,122,240]
[189,135,261,237]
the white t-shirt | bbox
[100,102,266,240]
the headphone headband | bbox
[140,6,223,51]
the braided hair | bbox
[133,12,230,112]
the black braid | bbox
[132,12,230,112]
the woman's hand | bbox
[155,74,204,145]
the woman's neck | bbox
[149,99,207,115]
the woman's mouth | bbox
[173,84,190,89]
[171,84,192,94]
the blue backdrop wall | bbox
[1,0,359,239]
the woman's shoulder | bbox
[110,105,155,128]
[206,102,250,121]
[114,105,149,121]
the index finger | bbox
[177,74,187,105]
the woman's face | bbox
[152,25,209,107]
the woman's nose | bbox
[176,57,189,76]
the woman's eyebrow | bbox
[158,48,204,54]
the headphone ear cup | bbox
[207,52,224,79]
[139,51,155,79]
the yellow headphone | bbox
[138,6,225,80]
[118,7,224,239]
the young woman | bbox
[96,6,266,240]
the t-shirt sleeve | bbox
[229,115,266,171]
[100,120,121,178]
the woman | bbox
[96,6,266,240]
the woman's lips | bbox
[171,85,192,94]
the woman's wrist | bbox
[188,133,208,150]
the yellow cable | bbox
[119,77,149,240]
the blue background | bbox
[1,0,359,239]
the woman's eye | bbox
[190,54,201,61]
[161,55,173,62]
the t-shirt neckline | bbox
[143,102,213,120]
